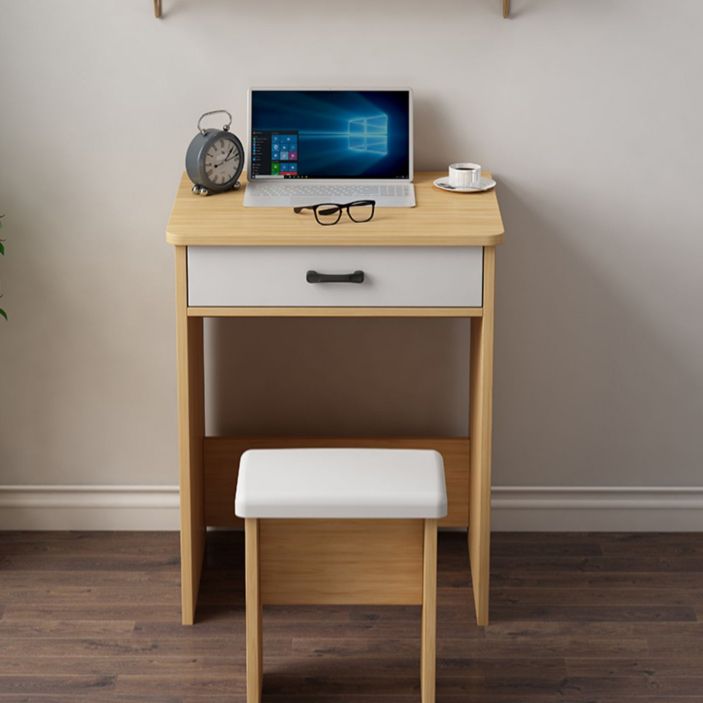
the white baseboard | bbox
[1,485,702,531]
[0,486,180,530]
[491,486,703,531]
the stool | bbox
[234,447,447,703]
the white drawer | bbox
[187,246,483,308]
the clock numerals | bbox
[205,138,240,186]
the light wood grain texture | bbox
[421,519,438,703]
[245,519,262,703]
[202,436,469,529]
[167,170,504,629]
[187,306,483,318]
[154,0,162,17]
[469,246,496,626]
[503,0,510,17]
[259,519,424,605]
[175,246,205,626]
[166,171,503,247]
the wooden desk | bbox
[166,170,504,626]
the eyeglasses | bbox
[294,200,376,226]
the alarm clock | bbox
[185,110,245,196]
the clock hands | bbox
[209,146,236,169]
[217,147,234,165]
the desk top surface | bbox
[166,171,504,247]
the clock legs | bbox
[191,182,241,197]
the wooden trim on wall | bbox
[3,485,703,531]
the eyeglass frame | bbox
[293,199,376,226]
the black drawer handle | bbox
[306,270,365,284]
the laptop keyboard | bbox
[254,183,411,199]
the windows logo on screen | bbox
[348,114,388,156]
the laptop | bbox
[243,88,415,208]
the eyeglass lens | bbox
[347,201,375,223]
[315,204,342,226]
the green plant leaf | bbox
[0,308,7,320]
[0,241,4,255]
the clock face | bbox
[204,137,241,186]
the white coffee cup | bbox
[449,162,482,189]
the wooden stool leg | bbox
[421,519,438,703]
[245,518,263,703]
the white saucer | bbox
[433,176,496,193]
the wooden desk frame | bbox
[173,244,496,627]
[169,170,502,627]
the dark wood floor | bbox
[1,531,703,702]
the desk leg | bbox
[175,246,205,625]
[469,246,495,626]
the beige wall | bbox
[1,0,701,488]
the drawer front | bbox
[187,246,483,308]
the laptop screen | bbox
[249,89,411,180]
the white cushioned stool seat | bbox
[235,448,447,519]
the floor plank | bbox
[0,531,702,702]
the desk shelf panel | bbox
[202,436,470,529]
